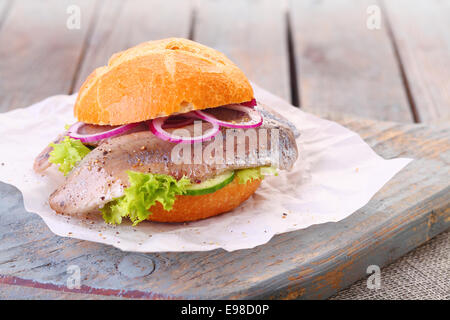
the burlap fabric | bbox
[330,230,449,300]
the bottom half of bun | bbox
[146,177,262,222]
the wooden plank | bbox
[194,0,291,101]
[74,0,192,91]
[290,0,413,122]
[383,0,450,123]
[0,283,126,300]
[0,0,98,111]
[0,117,448,299]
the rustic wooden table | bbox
[0,0,449,299]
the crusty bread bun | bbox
[74,38,254,125]
[146,177,262,222]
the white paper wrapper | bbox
[0,84,412,252]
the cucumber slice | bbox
[185,171,235,196]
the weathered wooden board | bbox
[0,117,448,299]
[0,0,99,111]
[383,0,450,123]
[194,0,291,102]
[74,0,192,91]
[0,283,125,300]
[289,0,413,122]
[0,0,449,300]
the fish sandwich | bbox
[34,38,298,225]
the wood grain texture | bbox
[74,0,192,91]
[383,0,450,123]
[0,283,126,300]
[0,0,98,111]
[0,0,449,300]
[0,117,448,299]
[194,0,291,101]
[290,0,413,122]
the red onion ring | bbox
[68,101,259,144]
[149,117,220,144]
[194,105,263,129]
[240,99,257,107]
[68,122,139,143]
[161,115,195,129]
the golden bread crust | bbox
[74,38,254,125]
[145,177,262,223]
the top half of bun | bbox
[74,38,254,125]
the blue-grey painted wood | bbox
[0,0,449,300]
[0,117,448,299]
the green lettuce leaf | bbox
[236,166,278,184]
[260,166,278,176]
[49,136,91,176]
[236,168,263,184]
[101,171,191,225]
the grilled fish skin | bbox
[49,120,298,215]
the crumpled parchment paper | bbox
[0,84,412,252]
